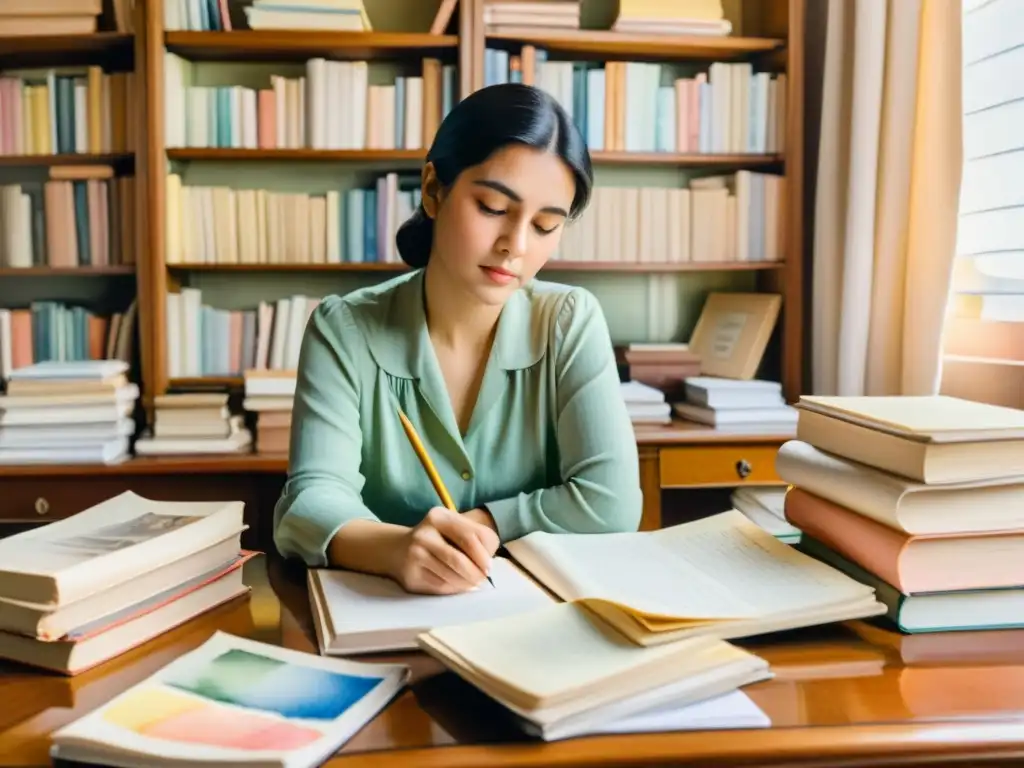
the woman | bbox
[274,83,642,595]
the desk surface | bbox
[4,557,1024,768]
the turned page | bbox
[505,510,876,621]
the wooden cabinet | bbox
[660,444,784,488]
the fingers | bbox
[427,507,495,578]
[411,521,485,589]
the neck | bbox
[422,261,502,350]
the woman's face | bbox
[424,143,577,306]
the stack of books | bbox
[0,0,104,36]
[620,380,671,426]
[672,377,797,431]
[243,0,371,31]
[777,395,1024,634]
[134,392,252,456]
[617,343,701,400]
[611,0,732,36]
[0,492,250,674]
[483,0,580,32]
[0,360,137,465]
[243,369,296,454]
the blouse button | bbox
[461,470,472,480]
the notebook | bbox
[417,601,772,740]
[308,557,555,654]
[504,509,886,646]
[49,631,409,768]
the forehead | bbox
[463,144,575,207]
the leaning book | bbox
[50,631,410,768]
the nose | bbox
[499,218,529,259]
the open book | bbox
[308,557,555,654]
[0,491,245,607]
[417,601,772,741]
[50,632,409,768]
[504,510,886,646]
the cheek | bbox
[435,202,492,263]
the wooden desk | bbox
[0,420,792,540]
[5,556,1024,768]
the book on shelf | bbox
[164,54,458,153]
[164,169,782,267]
[50,631,409,768]
[485,47,785,156]
[164,289,317,379]
[0,173,136,269]
[0,491,250,674]
[0,68,136,156]
[134,392,253,456]
[673,377,797,430]
[611,0,733,35]
[0,299,136,383]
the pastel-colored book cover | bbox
[50,632,409,765]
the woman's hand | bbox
[390,507,500,595]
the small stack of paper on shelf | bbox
[243,0,371,31]
[134,392,252,456]
[672,377,797,432]
[611,0,732,36]
[0,360,137,465]
[244,369,296,454]
[777,395,1024,635]
[0,492,251,675]
[483,0,580,32]
[620,380,672,425]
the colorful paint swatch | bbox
[102,687,323,751]
[164,649,384,720]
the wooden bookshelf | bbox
[0,0,807,490]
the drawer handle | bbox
[35,497,50,516]
[735,460,752,480]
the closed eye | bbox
[534,222,559,235]
[477,201,506,216]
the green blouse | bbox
[273,268,643,567]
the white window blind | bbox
[941,0,1024,407]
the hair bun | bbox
[395,205,434,269]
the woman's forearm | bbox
[327,519,408,576]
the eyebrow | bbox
[473,179,569,217]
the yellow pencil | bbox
[397,407,493,587]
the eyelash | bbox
[477,201,559,236]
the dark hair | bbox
[395,83,594,269]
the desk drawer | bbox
[660,444,783,487]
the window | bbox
[941,0,1024,407]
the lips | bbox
[483,265,517,278]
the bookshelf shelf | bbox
[483,30,784,61]
[166,148,426,163]
[164,31,459,62]
[165,148,781,168]
[0,32,134,69]
[0,266,135,277]
[590,152,783,167]
[169,376,245,389]
[165,260,784,274]
[0,153,135,171]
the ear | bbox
[421,162,443,219]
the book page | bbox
[316,558,555,638]
[508,511,875,621]
[424,602,736,705]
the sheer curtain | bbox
[811,0,962,396]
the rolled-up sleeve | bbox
[483,288,643,540]
[273,298,378,566]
